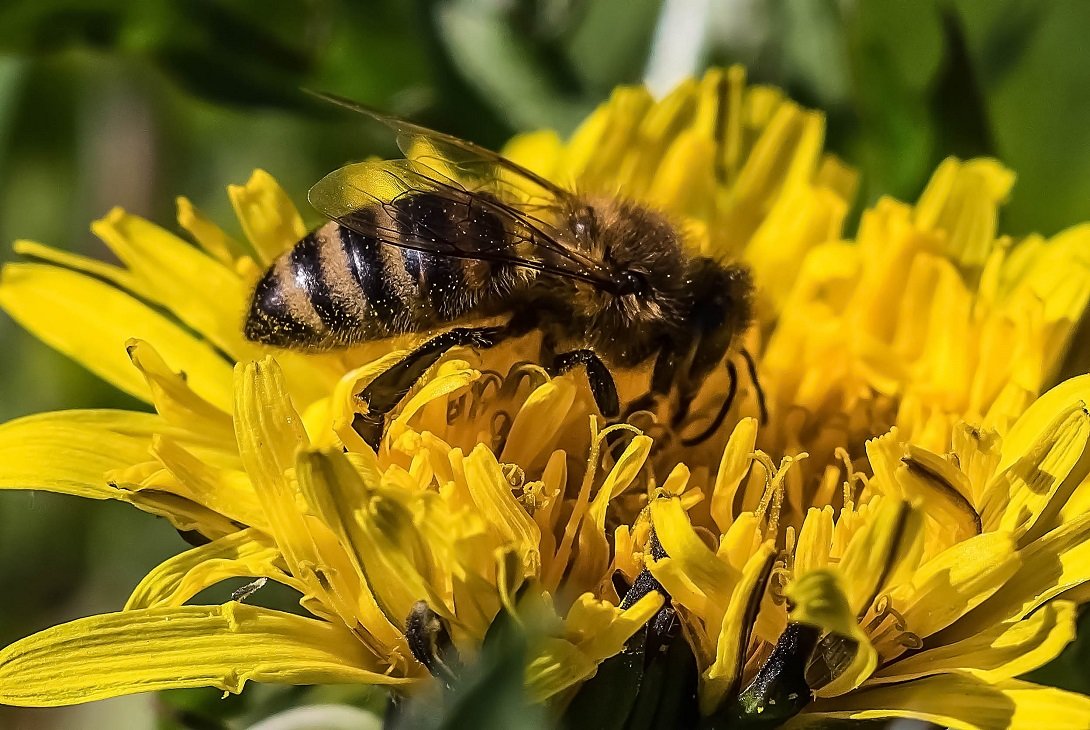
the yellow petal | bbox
[701,543,776,714]
[999,374,1090,474]
[0,262,235,409]
[566,591,663,662]
[462,444,541,575]
[234,358,370,635]
[500,129,563,181]
[951,422,1002,504]
[125,528,287,609]
[0,603,407,707]
[651,495,735,608]
[914,157,1014,270]
[887,531,1020,640]
[122,489,239,540]
[799,675,1090,730]
[793,506,834,575]
[501,378,577,467]
[647,131,716,219]
[563,433,652,598]
[126,339,234,439]
[981,401,1090,542]
[588,434,652,525]
[297,448,446,635]
[836,498,919,614]
[90,207,251,356]
[745,183,848,314]
[562,86,653,189]
[0,410,158,499]
[526,637,598,702]
[710,417,758,532]
[388,360,479,441]
[12,239,135,290]
[150,436,265,528]
[874,601,1076,684]
[942,511,1090,637]
[176,196,247,266]
[228,169,307,265]
[786,569,877,698]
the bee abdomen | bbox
[389,192,511,317]
[245,192,522,350]
[245,218,405,348]
[244,232,327,348]
[289,228,358,334]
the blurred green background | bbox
[1,0,1089,727]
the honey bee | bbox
[245,94,760,449]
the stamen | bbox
[498,361,549,401]
[836,446,855,509]
[445,393,466,424]
[753,451,809,539]
[863,594,923,657]
[835,446,869,509]
[751,450,777,517]
[490,410,513,451]
[767,484,784,538]
[501,463,526,489]
[467,370,504,419]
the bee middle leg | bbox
[619,345,682,420]
[353,325,511,450]
[550,349,620,419]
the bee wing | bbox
[309,157,625,292]
[306,91,570,203]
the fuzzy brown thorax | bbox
[563,196,692,364]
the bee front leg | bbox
[353,325,510,450]
[550,349,620,419]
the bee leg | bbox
[353,325,510,449]
[680,360,738,446]
[551,349,620,419]
[620,345,679,420]
[739,347,769,424]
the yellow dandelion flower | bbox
[0,65,1088,730]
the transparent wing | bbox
[309,157,622,291]
[306,91,570,206]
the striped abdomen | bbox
[244,193,521,349]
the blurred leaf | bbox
[779,0,851,108]
[433,0,663,133]
[0,0,327,109]
[246,704,383,730]
[310,3,433,111]
[845,0,945,203]
[124,0,323,109]
[952,0,1090,235]
[565,0,662,94]
[387,607,548,730]
[0,0,127,52]
[1024,606,1090,696]
[562,617,699,730]
[434,0,589,132]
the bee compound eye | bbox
[618,270,649,297]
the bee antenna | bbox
[739,348,769,425]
